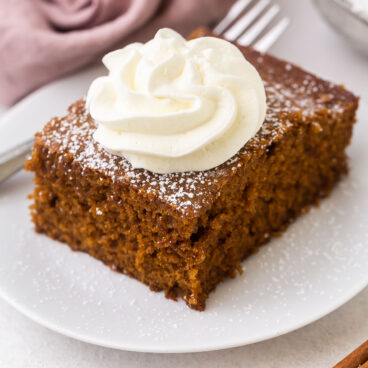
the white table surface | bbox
[0,0,367,366]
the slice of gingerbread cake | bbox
[25,27,358,310]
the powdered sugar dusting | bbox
[38,53,354,216]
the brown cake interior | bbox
[25,27,358,310]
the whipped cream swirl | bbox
[87,28,266,174]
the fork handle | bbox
[0,139,34,185]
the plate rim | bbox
[0,245,367,354]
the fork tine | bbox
[253,17,290,52]
[224,0,270,41]
[213,0,253,35]
[237,4,280,46]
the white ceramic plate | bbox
[0,69,367,353]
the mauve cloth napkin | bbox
[0,0,233,105]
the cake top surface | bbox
[37,28,357,218]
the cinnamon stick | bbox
[333,340,368,368]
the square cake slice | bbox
[25,27,358,310]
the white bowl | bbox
[314,0,368,56]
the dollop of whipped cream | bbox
[86,28,266,174]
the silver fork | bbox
[214,0,289,51]
[0,0,289,185]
